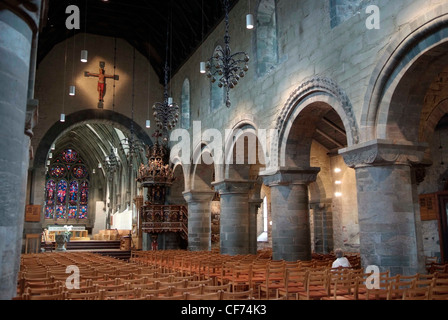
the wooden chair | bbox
[321,277,356,300]
[99,288,141,300]
[297,270,329,300]
[364,275,399,300]
[258,264,285,300]
[149,292,188,300]
[402,287,430,300]
[221,288,254,300]
[171,285,204,297]
[202,283,232,294]
[22,292,65,300]
[186,291,223,300]
[250,262,268,297]
[277,269,308,300]
[65,290,101,300]
[428,285,448,300]
[186,278,213,287]
[140,286,172,298]
[23,283,64,297]
[387,280,414,300]
[227,263,253,293]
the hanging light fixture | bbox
[199,0,207,74]
[146,30,152,130]
[60,32,68,122]
[152,21,180,140]
[69,85,76,96]
[105,147,119,176]
[246,14,254,30]
[246,0,254,29]
[121,48,145,165]
[81,0,88,62]
[81,50,88,63]
[204,0,250,108]
[69,29,76,96]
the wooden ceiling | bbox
[38,0,239,83]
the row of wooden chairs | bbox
[20,251,447,300]
[19,279,254,300]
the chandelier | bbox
[121,48,145,165]
[105,147,119,177]
[204,0,250,108]
[152,24,180,140]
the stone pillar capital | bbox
[182,190,216,203]
[212,179,257,195]
[339,139,427,168]
[260,167,320,187]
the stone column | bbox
[262,168,320,261]
[0,0,42,300]
[213,180,256,256]
[340,140,427,275]
[183,190,215,251]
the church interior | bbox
[2,0,448,301]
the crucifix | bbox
[84,61,119,108]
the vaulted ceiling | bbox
[38,0,239,84]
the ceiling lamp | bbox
[69,85,76,96]
[204,0,250,108]
[81,49,88,63]
[81,0,88,62]
[246,14,254,29]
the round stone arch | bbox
[170,156,190,194]
[168,160,188,205]
[274,77,359,169]
[190,142,221,192]
[223,119,267,181]
[420,99,448,145]
[361,5,448,143]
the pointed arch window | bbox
[45,148,90,220]
[181,78,191,129]
[256,0,278,77]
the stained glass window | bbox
[44,148,89,220]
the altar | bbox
[45,226,89,241]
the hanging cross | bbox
[84,61,119,108]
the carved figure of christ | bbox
[84,62,119,103]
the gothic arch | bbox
[34,109,153,171]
